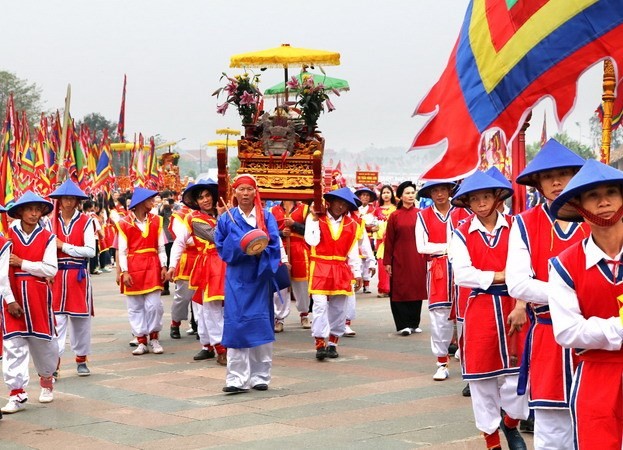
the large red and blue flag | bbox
[412,0,623,180]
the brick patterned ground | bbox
[0,272,533,449]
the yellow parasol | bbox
[213,128,241,149]
[206,139,238,148]
[110,141,180,151]
[230,43,340,100]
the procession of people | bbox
[0,138,621,449]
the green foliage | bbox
[0,70,46,127]
[589,114,623,149]
[78,112,118,142]
[228,156,240,178]
[526,131,596,162]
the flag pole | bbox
[52,84,71,235]
[600,59,616,164]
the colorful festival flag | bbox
[117,74,127,143]
[411,0,623,180]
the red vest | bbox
[418,206,452,244]
[171,209,199,281]
[53,212,93,315]
[454,215,521,379]
[309,215,358,295]
[118,214,163,295]
[4,226,55,340]
[186,211,225,303]
[555,241,623,362]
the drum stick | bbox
[220,197,238,226]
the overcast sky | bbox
[2,0,605,158]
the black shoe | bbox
[170,326,181,339]
[500,420,527,450]
[252,383,268,391]
[193,348,215,360]
[448,343,459,355]
[362,288,371,294]
[316,346,327,361]
[327,346,339,358]
[462,383,471,397]
[519,417,534,434]
[222,386,248,394]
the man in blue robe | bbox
[215,174,281,393]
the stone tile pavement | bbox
[0,273,533,449]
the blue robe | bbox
[215,207,281,349]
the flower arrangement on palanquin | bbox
[159,152,180,169]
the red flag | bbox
[411,0,623,180]
[117,74,127,142]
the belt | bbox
[58,261,88,282]
[470,284,509,297]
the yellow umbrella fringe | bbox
[216,128,240,136]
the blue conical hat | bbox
[485,166,512,189]
[451,171,514,208]
[128,187,159,210]
[550,159,623,221]
[182,178,218,210]
[354,187,377,202]
[48,179,88,199]
[349,189,362,207]
[323,187,358,211]
[416,180,457,200]
[516,138,585,186]
[7,190,54,219]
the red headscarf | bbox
[232,174,267,233]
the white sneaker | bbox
[39,388,54,403]
[413,327,423,333]
[344,325,356,337]
[129,337,139,347]
[149,339,164,354]
[454,350,461,361]
[132,343,149,355]
[399,328,412,336]
[101,267,112,273]
[1,395,27,414]
[433,364,450,381]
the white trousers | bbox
[273,288,290,321]
[226,343,272,389]
[534,408,573,450]
[469,375,529,435]
[345,293,356,321]
[429,307,454,358]
[55,314,91,358]
[3,337,58,391]
[171,279,194,323]
[362,258,372,282]
[125,291,164,337]
[311,294,347,339]
[291,280,310,315]
[192,301,224,346]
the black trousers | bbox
[390,300,423,331]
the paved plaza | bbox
[0,273,533,449]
